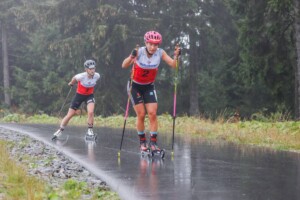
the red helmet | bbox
[144,31,162,44]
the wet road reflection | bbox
[0,123,299,200]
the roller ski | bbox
[149,142,165,158]
[149,134,165,159]
[51,128,69,141]
[85,128,97,141]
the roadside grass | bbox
[0,140,120,200]
[1,113,299,152]
[0,140,46,199]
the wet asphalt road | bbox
[0,123,299,200]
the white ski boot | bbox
[85,128,97,141]
[51,129,63,141]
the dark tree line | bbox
[1,0,299,119]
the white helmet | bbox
[84,60,96,69]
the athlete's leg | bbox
[53,94,82,139]
[133,103,146,132]
[60,93,84,129]
[87,102,95,127]
[60,108,76,127]
[145,103,160,150]
[144,85,158,133]
[145,103,158,132]
[53,107,77,138]
[134,103,148,150]
[130,82,148,148]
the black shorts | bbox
[128,81,157,106]
[70,93,95,110]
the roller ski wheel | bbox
[51,135,69,142]
[150,149,165,159]
[140,149,151,157]
[85,134,97,141]
[51,135,58,141]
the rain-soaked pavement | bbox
[0,123,299,200]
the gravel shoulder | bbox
[0,127,116,199]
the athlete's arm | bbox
[68,76,77,86]
[122,48,138,68]
[121,56,135,69]
[162,50,177,69]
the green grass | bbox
[0,140,120,200]
[1,112,300,152]
[0,140,46,199]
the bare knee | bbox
[136,110,146,121]
[66,110,76,119]
[87,111,94,118]
[148,111,157,120]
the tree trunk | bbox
[1,22,11,106]
[188,33,200,116]
[295,0,300,118]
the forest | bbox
[1,0,300,119]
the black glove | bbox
[174,47,181,58]
[178,48,181,56]
[130,49,137,59]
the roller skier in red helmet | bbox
[122,31,181,156]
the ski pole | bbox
[58,85,73,117]
[118,45,139,158]
[172,44,180,156]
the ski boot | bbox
[149,135,165,158]
[51,128,63,141]
[139,133,150,156]
[140,141,150,156]
[85,128,97,141]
